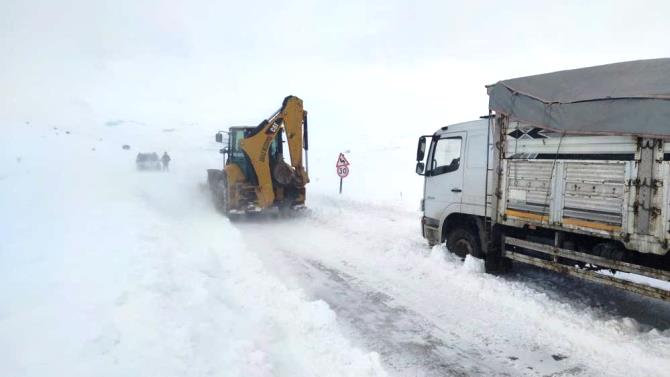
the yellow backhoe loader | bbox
[207,95,309,217]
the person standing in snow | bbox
[161,152,171,171]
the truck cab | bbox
[416,119,491,248]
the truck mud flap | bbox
[502,236,670,302]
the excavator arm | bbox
[239,95,309,209]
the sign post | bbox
[336,152,350,194]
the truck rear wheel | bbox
[446,228,483,259]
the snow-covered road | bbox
[2,123,670,377]
[236,197,670,377]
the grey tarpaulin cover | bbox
[487,58,670,137]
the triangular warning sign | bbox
[336,153,350,167]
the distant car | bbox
[136,153,161,171]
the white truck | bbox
[416,59,670,301]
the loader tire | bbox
[211,175,229,214]
[446,227,483,259]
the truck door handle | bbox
[451,188,462,193]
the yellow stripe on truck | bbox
[562,217,622,233]
[506,209,549,223]
[505,210,622,232]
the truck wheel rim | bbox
[454,239,473,255]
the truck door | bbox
[423,132,465,222]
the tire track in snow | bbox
[237,227,588,376]
[291,257,518,377]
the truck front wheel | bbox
[446,228,483,259]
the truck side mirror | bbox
[415,162,425,175]
[416,136,426,161]
[215,133,223,143]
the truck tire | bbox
[446,227,483,259]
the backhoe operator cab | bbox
[416,119,490,255]
[216,126,282,185]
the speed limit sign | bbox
[337,165,349,178]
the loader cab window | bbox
[268,136,279,158]
[229,128,281,161]
[229,130,246,159]
[428,137,461,176]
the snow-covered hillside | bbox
[2,121,670,377]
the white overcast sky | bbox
[1,0,669,138]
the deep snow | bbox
[2,121,670,377]
[1,123,385,376]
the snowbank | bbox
[0,123,386,377]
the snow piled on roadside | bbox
[426,246,670,376]
[0,123,386,377]
[460,254,485,274]
[246,195,670,377]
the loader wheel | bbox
[446,228,483,259]
[213,176,229,214]
[215,177,242,222]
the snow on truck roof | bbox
[434,119,488,136]
[487,58,670,138]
